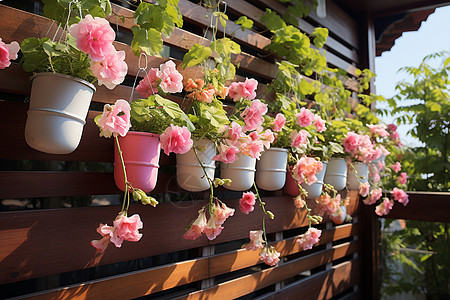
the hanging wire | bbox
[128,52,157,103]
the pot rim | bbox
[31,72,96,92]
[122,131,160,138]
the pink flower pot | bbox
[284,171,300,196]
[114,131,161,193]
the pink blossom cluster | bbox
[259,245,280,266]
[387,123,402,146]
[391,187,409,206]
[91,212,143,252]
[241,99,268,132]
[213,120,274,163]
[359,182,370,197]
[239,191,256,214]
[97,99,131,138]
[294,108,326,132]
[245,230,264,251]
[160,124,193,155]
[69,15,127,89]
[364,187,382,205]
[0,38,19,69]
[228,78,258,102]
[290,156,323,185]
[136,60,184,98]
[290,129,309,148]
[343,132,381,163]
[330,206,347,225]
[316,194,341,216]
[272,113,286,132]
[183,202,235,241]
[297,227,322,251]
[375,198,394,216]
[367,124,389,137]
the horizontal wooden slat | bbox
[259,259,361,300]
[0,191,360,284]
[175,242,359,300]
[17,224,358,299]
[380,191,450,223]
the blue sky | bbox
[374,5,450,146]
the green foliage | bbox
[311,27,328,48]
[131,0,183,56]
[130,95,194,134]
[280,0,317,25]
[188,98,230,140]
[20,37,95,82]
[42,0,111,26]
[181,44,212,69]
[235,16,254,31]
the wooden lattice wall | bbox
[0,1,371,299]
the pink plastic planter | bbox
[114,131,161,193]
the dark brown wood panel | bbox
[380,192,450,223]
[0,192,360,284]
[20,225,358,300]
[175,242,359,300]
[258,259,361,300]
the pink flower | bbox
[293,195,306,208]
[375,198,393,216]
[297,227,322,250]
[272,113,286,132]
[96,99,131,138]
[90,213,143,252]
[391,162,401,173]
[241,100,268,132]
[316,194,340,216]
[291,156,323,185]
[398,172,408,185]
[245,230,264,251]
[391,131,400,141]
[239,191,256,214]
[295,108,315,127]
[391,188,409,206]
[330,206,347,225]
[359,182,370,197]
[195,88,215,103]
[136,68,160,98]
[90,49,127,89]
[364,187,382,205]
[259,129,275,149]
[213,202,235,225]
[203,216,223,241]
[228,78,258,101]
[160,124,193,155]
[0,38,20,69]
[387,124,397,131]
[213,143,240,163]
[69,15,115,62]
[290,130,309,148]
[313,115,326,132]
[183,210,207,240]
[159,60,184,93]
[343,132,360,153]
[225,122,244,145]
[240,139,264,159]
[259,246,280,266]
[367,124,389,137]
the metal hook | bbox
[138,52,148,70]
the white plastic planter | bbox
[324,158,348,191]
[176,139,216,192]
[256,148,288,191]
[24,73,95,154]
[347,162,369,190]
[301,161,328,200]
[221,154,256,191]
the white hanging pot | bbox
[324,158,348,191]
[221,154,256,191]
[24,73,95,154]
[301,161,328,200]
[176,139,216,192]
[256,148,288,191]
[347,162,369,190]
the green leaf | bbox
[260,9,286,32]
[131,26,163,56]
[181,44,212,69]
[235,16,253,31]
[312,27,328,48]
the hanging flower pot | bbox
[324,158,348,191]
[114,131,161,193]
[176,139,216,192]
[347,162,369,190]
[221,154,256,191]
[256,148,288,191]
[24,73,95,154]
[301,162,328,200]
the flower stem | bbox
[193,145,215,212]
[115,136,129,213]
[253,182,268,243]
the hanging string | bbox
[129,52,157,103]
